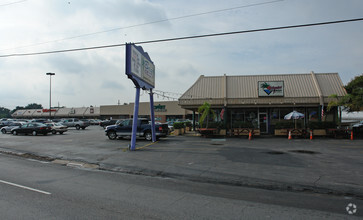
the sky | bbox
[0,0,362,110]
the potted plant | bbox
[173,122,184,136]
[231,121,258,136]
[184,121,192,132]
[308,121,336,136]
[198,102,216,129]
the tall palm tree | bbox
[198,102,216,128]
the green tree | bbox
[25,103,43,109]
[198,102,216,128]
[10,103,43,115]
[0,107,11,118]
[328,74,363,112]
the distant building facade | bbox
[12,101,192,123]
[12,106,100,119]
[100,101,193,122]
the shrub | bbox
[184,121,192,127]
[173,122,185,129]
[308,121,336,129]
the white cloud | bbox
[0,0,362,110]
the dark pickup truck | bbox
[105,118,168,141]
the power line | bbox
[1,17,362,58]
[0,0,27,7]
[0,0,283,52]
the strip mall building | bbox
[178,72,347,134]
[11,72,347,135]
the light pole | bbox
[46,72,55,120]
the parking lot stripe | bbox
[135,141,159,150]
[0,179,51,195]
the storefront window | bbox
[230,109,260,128]
[245,110,258,128]
[307,107,319,122]
[270,108,280,125]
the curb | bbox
[98,162,363,199]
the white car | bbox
[1,122,26,134]
[45,122,68,134]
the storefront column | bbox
[192,110,196,131]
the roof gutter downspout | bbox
[311,71,324,105]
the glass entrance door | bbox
[259,113,267,133]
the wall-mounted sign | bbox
[125,43,155,90]
[258,81,284,97]
[154,104,167,112]
[42,109,57,112]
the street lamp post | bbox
[46,72,55,120]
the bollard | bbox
[310,130,313,140]
[248,131,252,140]
[288,130,292,140]
[351,130,354,140]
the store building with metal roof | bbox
[179,72,347,134]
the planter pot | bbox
[181,128,185,134]
[219,129,226,136]
[174,129,180,136]
[186,127,190,132]
[274,129,288,136]
[231,128,257,136]
[312,129,326,136]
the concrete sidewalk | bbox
[1,129,363,198]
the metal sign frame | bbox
[125,43,155,90]
[125,43,156,151]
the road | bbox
[0,153,360,219]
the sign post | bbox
[125,43,156,151]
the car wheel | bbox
[1,129,6,134]
[75,125,80,130]
[32,130,37,136]
[12,130,18,135]
[107,131,117,140]
[145,132,152,141]
[52,130,57,134]
[59,132,64,134]
[82,127,85,130]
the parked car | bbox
[105,118,169,141]
[99,119,118,128]
[1,118,15,127]
[30,118,49,123]
[352,120,363,128]
[60,118,88,130]
[1,122,26,134]
[11,123,52,136]
[80,119,91,127]
[89,119,101,125]
[45,122,68,134]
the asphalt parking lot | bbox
[1,126,363,199]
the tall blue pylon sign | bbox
[125,43,156,151]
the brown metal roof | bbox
[179,72,347,108]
